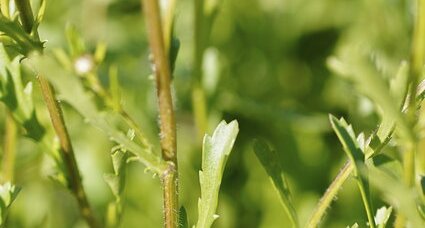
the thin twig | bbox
[142,0,179,227]
[306,161,353,228]
[15,1,99,227]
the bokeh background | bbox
[0,0,414,227]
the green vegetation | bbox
[0,0,425,227]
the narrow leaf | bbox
[253,139,298,227]
[196,120,239,228]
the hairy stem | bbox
[2,112,17,183]
[142,0,179,227]
[15,1,99,227]
[38,76,99,228]
[307,161,353,227]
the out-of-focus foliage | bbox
[0,0,422,227]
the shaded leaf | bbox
[179,206,189,228]
[253,139,298,227]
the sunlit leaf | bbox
[196,120,239,228]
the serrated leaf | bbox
[330,115,375,227]
[327,52,412,143]
[253,140,298,227]
[179,206,189,228]
[329,115,364,168]
[196,120,239,228]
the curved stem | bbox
[142,0,179,227]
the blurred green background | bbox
[0,0,414,227]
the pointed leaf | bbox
[196,120,239,228]
[253,139,298,227]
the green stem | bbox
[142,0,179,227]
[192,0,208,138]
[1,111,17,183]
[395,0,425,226]
[306,161,353,228]
[357,176,376,228]
[38,76,99,228]
[15,1,99,227]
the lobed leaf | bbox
[196,120,239,228]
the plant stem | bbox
[395,0,425,226]
[15,1,99,227]
[192,0,208,138]
[307,161,353,228]
[142,0,179,227]
[2,112,17,183]
[357,177,376,228]
[38,76,99,228]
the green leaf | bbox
[179,207,189,228]
[329,115,364,169]
[327,51,413,143]
[366,165,425,227]
[375,206,392,228]
[0,15,43,55]
[66,25,86,58]
[169,37,180,74]
[0,182,20,227]
[253,140,298,227]
[0,43,45,141]
[196,120,239,228]
[329,115,376,227]
[24,53,167,174]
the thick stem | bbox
[142,0,179,227]
[2,112,17,183]
[38,76,99,228]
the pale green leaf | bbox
[196,120,239,228]
[375,206,392,228]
